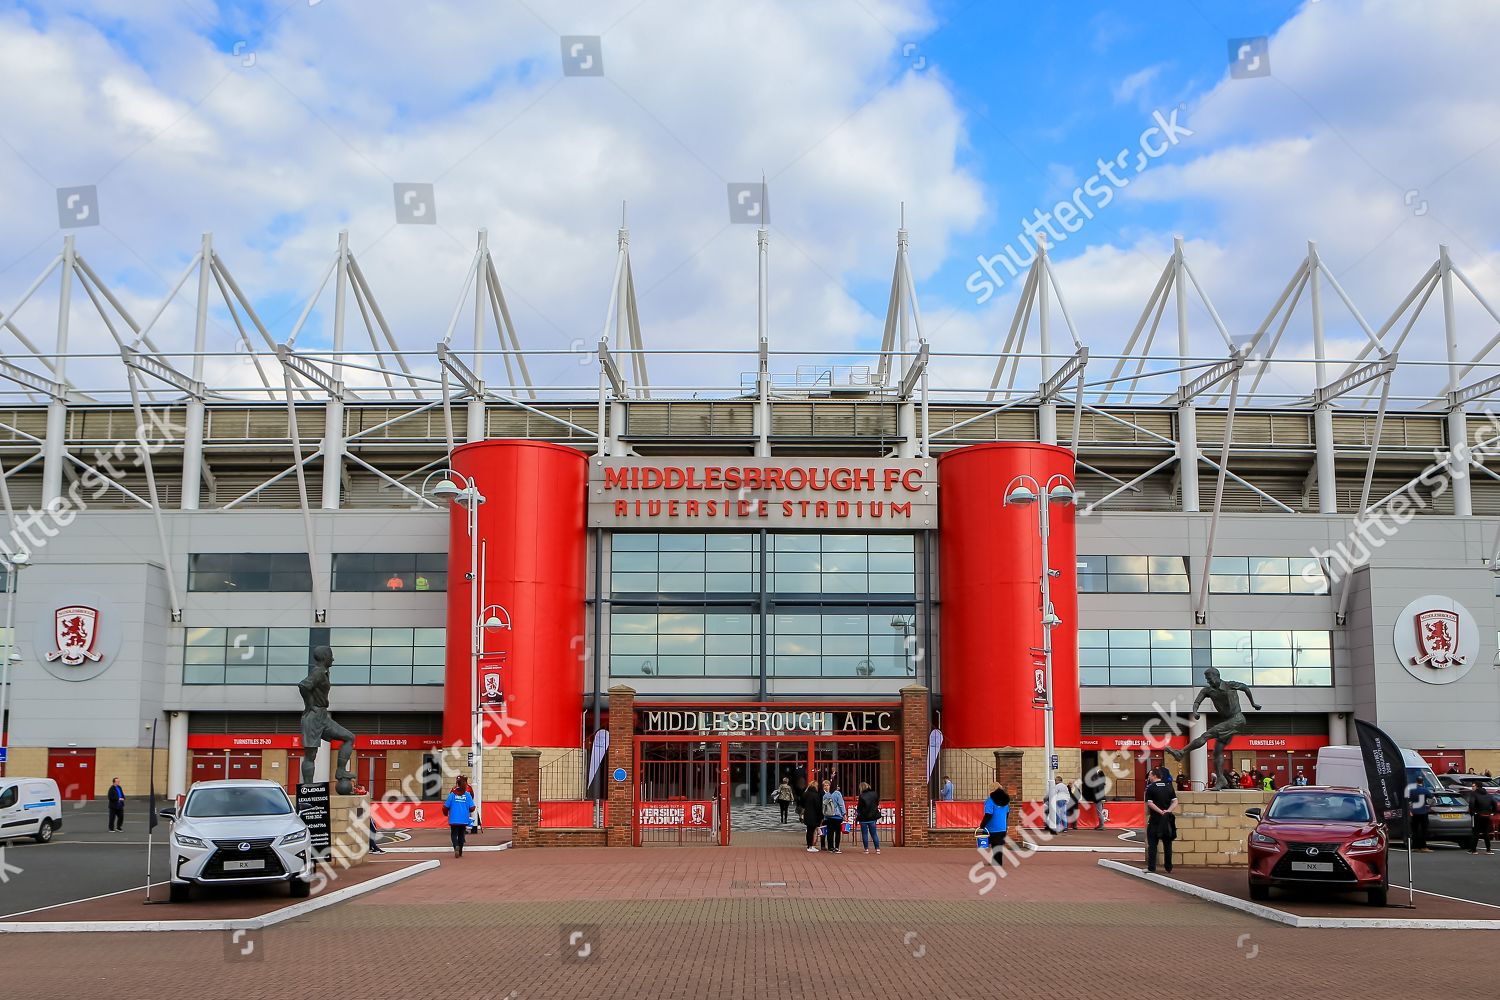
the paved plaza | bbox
[2,845,1495,1000]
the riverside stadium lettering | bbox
[590,458,936,529]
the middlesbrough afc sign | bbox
[46,605,102,666]
[1393,595,1479,686]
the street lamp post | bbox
[0,553,28,775]
[425,469,486,828]
[1003,474,1074,814]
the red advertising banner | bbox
[188,733,446,751]
[370,800,601,829]
[933,800,1145,830]
[638,800,714,827]
[841,801,900,831]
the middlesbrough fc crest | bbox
[46,606,102,666]
[1411,608,1465,668]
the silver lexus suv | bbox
[161,780,314,903]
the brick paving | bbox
[0,846,1494,999]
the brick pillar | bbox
[511,748,541,848]
[994,749,1023,844]
[900,685,930,847]
[606,685,636,847]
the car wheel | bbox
[289,877,311,899]
[1248,883,1270,901]
[1367,886,1388,907]
[169,881,191,904]
[32,820,53,844]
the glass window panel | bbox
[1253,631,1292,648]
[1080,667,1109,686]
[1250,556,1290,577]
[611,573,659,593]
[612,656,658,676]
[330,627,371,649]
[1111,573,1148,593]
[1294,667,1332,687]
[773,614,819,634]
[1150,574,1190,593]
[612,533,657,551]
[704,655,754,675]
[1289,570,1328,595]
[821,535,866,552]
[868,552,914,574]
[657,573,706,592]
[771,655,820,676]
[412,646,446,666]
[1152,648,1192,667]
[773,635,819,656]
[868,574,916,593]
[1148,556,1187,577]
[184,646,225,666]
[1110,647,1151,667]
[1079,630,1108,648]
[1215,666,1252,683]
[1209,574,1249,594]
[1107,555,1149,576]
[371,628,410,647]
[1152,629,1189,647]
[772,573,821,593]
[267,646,307,666]
[413,663,445,685]
[706,533,754,551]
[705,573,753,592]
[611,633,656,656]
[267,663,305,685]
[823,634,868,656]
[611,613,658,634]
[1109,666,1151,685]
[703,551,753,573]
[369,663,413,684]
[1210,556,1249,575]
[184,663,224,684]
[225,664,266,684]
[191,553,233,573]
[1112,630,1150,647]
[658,550,704,573]
[1151,667,1193,686]
[774,552,821,573]
[227,571,271,592]
[187,627,226,648]
[270,627,310,648]
[1210,647,1251,671]
[773,534,819,551]
[1254,667,1294,686]
[1211,630,1250,649]
[654,656,704,676]
[610,551,657,573]
[658,534,706,552]
[1079,646,1110,668]
[335,663,370,684]
[337,647,371,666]
[372,645,413,666]
[1294,648,1331,669]
[1253,647,1293,668]
[867,534,914,552]
[821,574,865,594]
[820,551,868,573]
[1249,574,1290,594]
[413,628,446,647]
[705,632,753,655]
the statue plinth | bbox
[1171,790,1274,868]
[325,793,372,868]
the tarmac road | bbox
[0,799,171,917]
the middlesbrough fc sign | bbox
[589,458,936,530]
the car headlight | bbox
[279,829,309,846]
[1349,835,1382,849]
[1248,831,1278,847]
[173,833,207,849]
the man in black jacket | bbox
[801,779,825,852]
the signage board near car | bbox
[297,782,332,860]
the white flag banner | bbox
[587,729,610,786]
[927,729,944,782]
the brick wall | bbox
[93,748,170,797]
[1173,790,1272,867]
[511,748,541,846]
[2,748,46,782]
[901,684,929,848]
[606,685,635,847]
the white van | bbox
[1315,745,1442,795]
[0,777,63,844]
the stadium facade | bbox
[0,228,1498,840]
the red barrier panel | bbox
[934,800,1145,830]
[538,800,596,828]
[370,801,515,828]
[638,800,714,826]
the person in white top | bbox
[1047,778,1072,834]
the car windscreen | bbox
[1409,768,1443,793]
[1266,792,1372,822]
[183,786,293,818]
[1431,794,1468,809]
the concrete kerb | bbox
[0,859,439,934]
[1098,858,1500,930]
[380,843,511,854]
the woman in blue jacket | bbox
[445,775,475,858]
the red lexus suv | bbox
[1245,786,1389,907]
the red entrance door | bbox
[191,752,226,785]
[360,752,387,797]
[227,750,262,781]
[48,748,96,800]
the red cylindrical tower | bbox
[443,440,587,749]
[937,442,1079,749]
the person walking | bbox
[445,775,475,858]
[107,777,125,832]
[1261,772,1274,792]
[940,775,954,801]
[1409,782,1432,853]
[801,777,825,852]
[1047,778,1071,834]
[822,778,846,854]
[980,781,1010,865]
[1468,783,1496,855]
[855,782,881,854]
[775,777,794,824]
[1081,767,1107,830]
[1144,766,1178,874]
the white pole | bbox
[1039,486,1056,819]
[469,481,481,830]
[0,564,15,772]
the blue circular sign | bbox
[612,767,627,782]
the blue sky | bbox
[0,0,1496,400]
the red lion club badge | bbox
[46,606,102,666]
[1412,609,1465,668]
